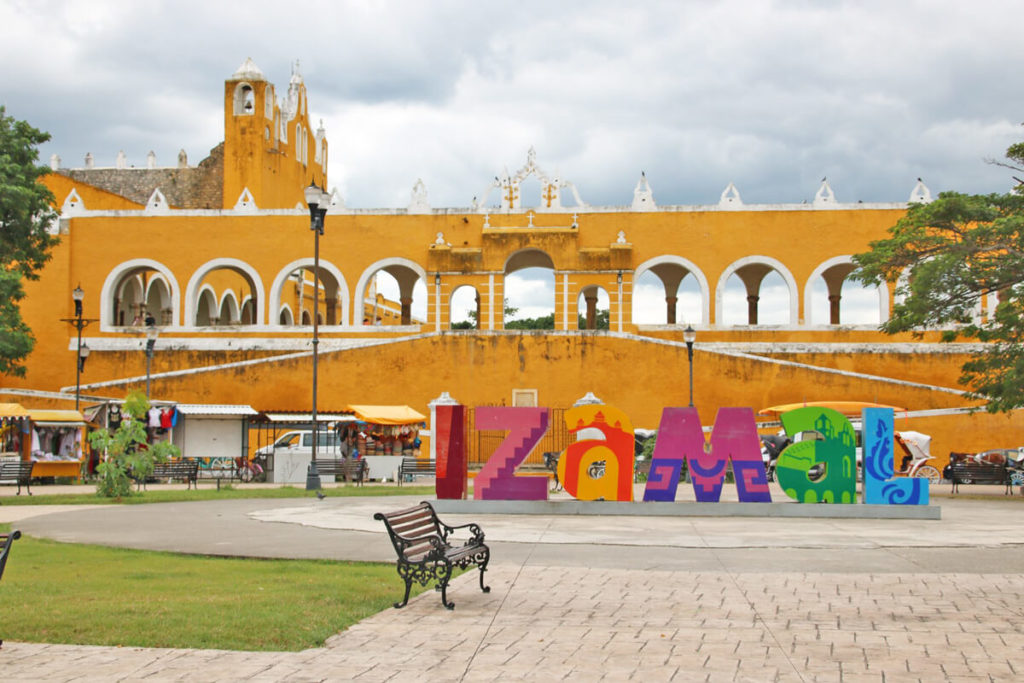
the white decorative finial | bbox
[719,182,743,209]
[49,154,60,170]
[571,213,578,228]
[527,211,534,227]
[146,151,156,169]
[483,213,490,228]
[435,232,445,245]
[814,177,835,205]
[909,178,932,204]
[116,150,127,169]
[616,230,627,244]
[574,392,603,406]
[409,179,430,214]
[632,171,655,211]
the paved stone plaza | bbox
[1,485,1022,681]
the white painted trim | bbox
[183,258,266,328]
[714,255,799,326]
[278,302,295,325]
[804,255,889,325]
[633,255,711,325]
[562,273,569,329]
[100,259,181,330]
[488,274,495,329]
[269,258,350,327]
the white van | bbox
[256,431,345,458]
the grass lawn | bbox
[0,524,425,651]
[0,484,435,506]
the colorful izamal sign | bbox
[434,404,928,506]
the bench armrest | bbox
[439,521,485,545]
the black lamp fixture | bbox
[61,285,98,411]
[684,325,696,407]
[304,181,330,491]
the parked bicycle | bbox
[235,454,266,483]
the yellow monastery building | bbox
[6,59,1022,459]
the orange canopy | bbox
[27,409,88,425]
[758,401,906,418]
[346,405,427,425]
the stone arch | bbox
[300,309,312,325]
[715,256,798,325]
[450,285,480,329]
[805,255,889,326]
[278,304,294,325]
[100,259,181,329]
[240,295,255,325]
[354,257,427,326]
[145,276,173,326]
[219,291,240,324]
[270,258,349,327]
[633,255,711,325]
[184,258,266,327]
[577,285,610,330]
[503,249,556,328]
[196,286,218,326]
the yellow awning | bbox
[28,409,87,425]
[758,401,906,418]
[0,403,28,418]
[346,405,427,425]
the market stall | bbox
[26,409,88,479]
[343,405,427,481]
[0,404,30,462]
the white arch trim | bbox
[715,255,799,326]
[184,258,266,327]
[354,257,427,326]
[269,258,350,327]
[218,290,240,324]
[804,255,889,325]
[634,255,711,326]
[100,259,181,330]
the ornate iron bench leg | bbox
[478,549,491,594]
[394,564,414,609]
[438,562,455,610]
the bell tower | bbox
[222,58,327,210]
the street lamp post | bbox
[144,324,159,399]
[304,182,330,491]
[684,325,696,407]
[60,286,98,411]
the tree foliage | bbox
[0,107,58,376]
[88,391,181,498]
[852,138,1024,412]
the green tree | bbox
[578,308,610,330]
[0,107,58,376]
[852,136,1024,412]
[88,392,181,497]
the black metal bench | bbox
[946,461,1011,494]
[0,461,34,496]
[373,501,490,610]
[134,460,199,490]
[397,457,435,485]
[314,458,367,485]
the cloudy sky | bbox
[3,0,1022,323]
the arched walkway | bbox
[633,256,711,325]
[270,259,349,327]
[354,258,427,327]
[805,256,889,325]
[715,256,798,325]
[184,258,266,327]
[100,259,181,329]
